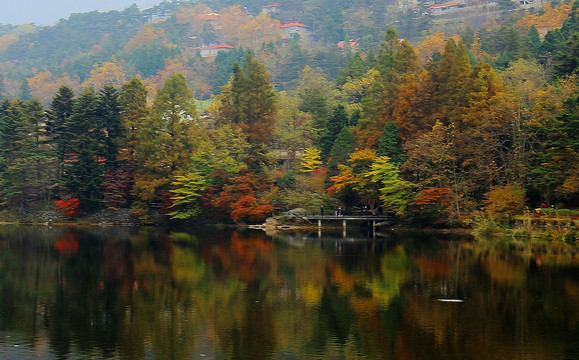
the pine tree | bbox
[326,125,357,182]
[377,121,403,164]
[60,88,104,210]
[321,104,349,160]
[24,99,57,206]
[0,99,29,208]
[97,86,123,168]
[46,86,75,164]
[525,25,541,57]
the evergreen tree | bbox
[46,86,75,163]
[326,125,356,182]
[0,99,29,208]
[97,86,123,168]
[377,121,403,164]
[336,52,368,86]
[298,87,330,130]
[321,104,349,160]
[24,99,57,205]
[60,88,104,210]
[19,79,31,101]
[216,52,277,145]
[525,25,541,57]
[529,96,579,204]
[553,32,579,77]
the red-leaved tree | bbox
[212,170,273,223]
[55,198,81,218]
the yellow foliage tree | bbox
[219,6,281,48]
[516,3,573,35]
[0,34,18,52]
[82,61,126,89]
[28,71,80,105]
[300,148,323,173]
[415,32,461,64]
[124,23,170,55]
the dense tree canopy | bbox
[0,0,577,225]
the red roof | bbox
[200,44,234,50]
[262,3,280,8]
[429,2,462,9]
[280,21,309,28]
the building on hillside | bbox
[262,3,280,15]
[280,21,312,40]
[516,0,541,8]
[429,2,464,14]
[199,43,234,57]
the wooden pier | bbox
[302,215,394,234]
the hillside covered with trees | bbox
[0,0,577,227]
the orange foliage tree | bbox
[212,170,274,223]
[483,183,526,222]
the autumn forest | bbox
[0,0,577,227]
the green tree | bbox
[297,66,334,131]
[321,104,349,160]
[119,78,149,166]
[525,25,541,57]
[529,96,579,204]
[24,99,57,206]
[133,73,200,219]
[377,121,403,164]
[369,156,415,216]
[326,125,357,182]
[168,172,207,219]
[60,88,104,210]
[215,52,278,145]
[97,85,123,168]
[46,85,75,165]
[0,99,30,208]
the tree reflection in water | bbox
[0,226,577,359]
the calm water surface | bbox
[0,226,577,359]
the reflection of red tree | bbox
[54,233,79,254]
[209,232,273,283]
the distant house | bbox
[429,2,464,14]
[262,3,280,15]
[199,43,234,57]
[280,21,311,40]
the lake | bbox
[0,226,577,359]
